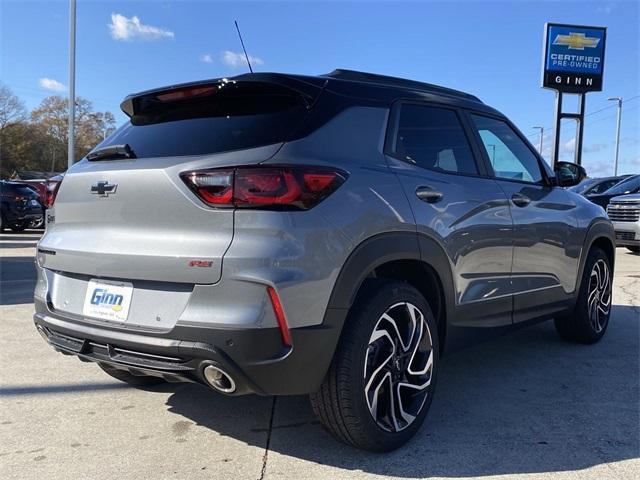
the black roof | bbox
[323,69,482,102]
[122,69,489,117]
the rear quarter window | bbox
[387,104,479,175]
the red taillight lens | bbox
[181,166,346,210]
[47,181,62,208]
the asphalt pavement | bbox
[1,231,638,480]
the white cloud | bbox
[584,143,608,154]
[200,53,213,64]
[596,4,615,14]
[560,138,607,154]
[39,77,66,92]
[584,160,611,177]
[561,138,576,153]
[221,50,264,69]
[108,13,174,41]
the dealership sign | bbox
[542,23,607,93]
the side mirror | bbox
[554,161,587,187]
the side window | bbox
[389,105,478,175]
[470,114,543,183]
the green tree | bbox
[31,95,116,167]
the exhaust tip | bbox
[203,365,236,394]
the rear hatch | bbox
[39,76,323,288]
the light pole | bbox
[607,97,622,176]
[487,144,496,165]
[68,0,76,170]
[533,126,544,155]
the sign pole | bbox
[574,94,586,166]
[551,91,563,168]
[68,0,76,170]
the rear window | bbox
[96,82,308,159]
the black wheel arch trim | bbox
[575,219,616,296]
[326,231,455,314]
[321,230,455,355]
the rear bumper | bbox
[33,299,345,396]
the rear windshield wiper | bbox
[87,144,136,161]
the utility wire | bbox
[526,93,640,140]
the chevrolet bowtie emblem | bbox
[91,181,117,197]
[553,32,600,50]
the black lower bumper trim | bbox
[33,306,346,396]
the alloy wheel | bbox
[587,259,611,333]
[363,302,434,432]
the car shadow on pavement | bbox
[165,304,639,477]
[0,257,37,305]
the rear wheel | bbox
[29,216,44,229]
[98,364,166,388]
[310,280,438,452]
[554,248,612,344]
[627,246,639,254]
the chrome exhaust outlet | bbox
[203,365,236,394]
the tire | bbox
[627,246,640,254]
[9,221,26,232]
[310,279,439,452]
[98,363,166,388]
[554,247,612,344]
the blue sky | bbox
[1,0,638,175]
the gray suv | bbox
[34,70,615,451]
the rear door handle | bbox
[415,186,443,203]
[511,193,531,207]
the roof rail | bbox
[324,69,481,102]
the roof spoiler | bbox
[120,73,328,118]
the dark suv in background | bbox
[34,70,615,451]
[0,180,44,232]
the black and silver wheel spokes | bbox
[587,259,611,333]
[364,302,434,432]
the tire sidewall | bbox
[341,280,439,451]
[576,248,613,342]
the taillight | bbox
[181,166,346,210]
[47,181,62,208]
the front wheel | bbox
[627,246,639,254]
[554,247,613,344]
[310,280,439,452]
[9,221,26,232]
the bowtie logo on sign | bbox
[553,32,600,50]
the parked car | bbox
[569,174,631,197]
[0,180,44,232]
[606,193,640,253]
[33,69,615,452]
[587,174,640,209]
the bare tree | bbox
[0,84,27,131]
